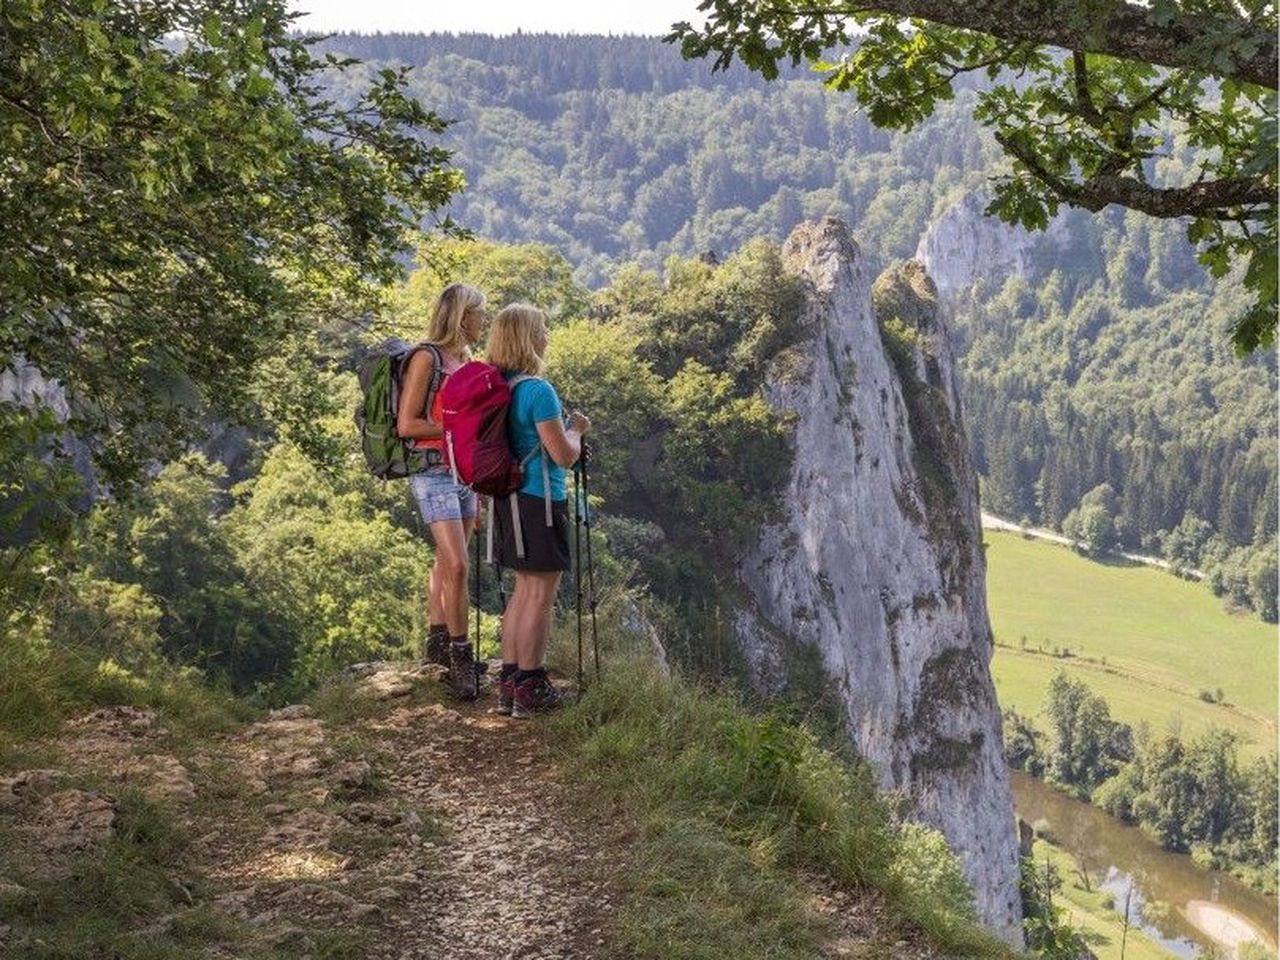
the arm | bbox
[396,349,442,440]
[535,412,589,469]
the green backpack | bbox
[355,338,444,479]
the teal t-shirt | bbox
[506,375,567,501]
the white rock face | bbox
[736,218,1022,944]
[0,355,71,421]
[915,191,1066,296]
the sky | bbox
[289,0,707,36]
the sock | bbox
[428,623,448,638]
[499,662,518,680]
[449,635,469,649]
[514,667,546,685]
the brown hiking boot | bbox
[423,630,450,668]
[511,672,564,719]
[447,641,479,700]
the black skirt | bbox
[491,492,571,572]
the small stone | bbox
[30,788,117,854]
[2,769,69,800]
[421,703,463,722]
[118,754,196,803]
[269,704,314,720]
[360,673,413,700]
[331,760,372,788]
[349,902,382,921]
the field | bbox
[984,530,1277,760]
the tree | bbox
[670,0,1277,352]
[1132,735,1195,850]
[545,319,663,501]
[1042,670,1131,792]
[1243,754,1279,864]
[387,238,591,335]
[1,0,462,519]
[81,455,292,691]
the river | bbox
[1011,771,1278,957]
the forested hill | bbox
[313,31,792,96]
[318,32,1276,620]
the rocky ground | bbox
[0,661,958,959]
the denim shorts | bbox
[409,466,477,525]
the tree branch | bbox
[995,130,1274,216]
[787,0,1277,88]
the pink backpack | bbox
[439,362,551,559]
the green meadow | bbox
[984,530,1277,760]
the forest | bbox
[313,32,1278,620]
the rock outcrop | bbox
[735,218,1022,944]
[914,191,1067,296]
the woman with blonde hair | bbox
[487,303,590,718]
[397,282,489,699]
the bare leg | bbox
[500,582,522,664]
[427,561,445,626]
[509,571,562,669]
[427,518,476,637]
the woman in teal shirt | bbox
[487,303,590,719]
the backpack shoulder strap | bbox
[506,375,555,527]
[409,343,445,413]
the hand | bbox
[568,411,591,436]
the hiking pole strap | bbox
[543,455,553,527]
[485,497,496,564]
[446,430,460,485]
[509,493,526,559]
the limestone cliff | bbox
[915,190,1067,296]
[734,218,1023,944]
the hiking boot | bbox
[491,675,515,715]
[448,641,478,700]
[511,673,564,719]
[423,631,450,668]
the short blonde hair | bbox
[486,303,547,376]
[426,282,486,355]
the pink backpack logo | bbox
[439,361,530,496]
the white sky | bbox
[289,0,706,36]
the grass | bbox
[0,786,207,960]
[991,648,1273,761]
[553,657,1022,960]
[0,636,253,756]
[984,530,1277,756]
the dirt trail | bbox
[193,661,627,959]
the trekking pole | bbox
[579,446,601,676]
[572,463,584,693]
[472,522,481,666]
